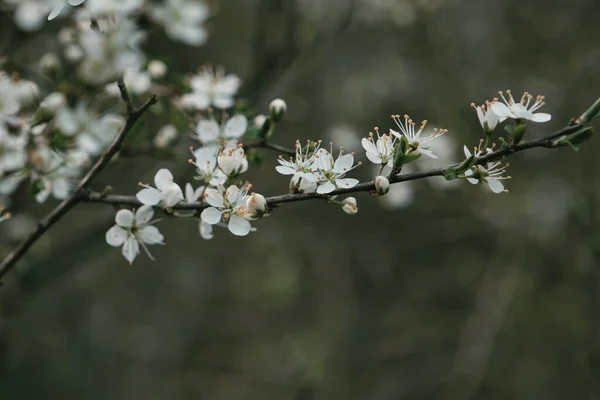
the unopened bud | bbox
[147,60,167,79]
[253,114,267,130]
[38,92,66,118]
[269,98,287,122]
[374,176,390,195]
[341,197,358,215]
[242,193,268,221]
[39,53,60,80]
[153,124,178,149]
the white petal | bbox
[154,168,174,191]
[116,209,135,227]
[122,236,139,265]
[185,183,194,202]
[487,178,505,193]
[48,5,64,20]
[531,112,551,123]
[138,226,164,244]
[361,138,378,155]
[201,207,223,224]
[365,151,383,164]
[224,115,248,138]
[228,215,251,236]
[333,154,354,174]
[204,188,224,207]
[335,178,359,189]
[490,102,513,118]
[316,149,333,171]
[417,147,437,159]
[317,181,336,194]
[136,188,161,206]
[467,177,479,185]
[275,165,297,175]
[135,205,154,226]
[160,184,184,207]
[196,119,220,142]
[463,145,472,158]
[106,226,128,247]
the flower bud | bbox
[253,114,267,130]
[242,193,268,221]
[374,175,390,195]
[153,124,178,149]
[39,53,60,80]
[341,197,358,215]
[269,98,287,122]
[38,92,66,118]
[148,60,167,79]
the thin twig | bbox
[0,79,157,280]
[79,123,587,212]
[243,140,296,157]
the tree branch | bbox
[78,122,589,212]
[243,140,296,157]
[0,79,157,281]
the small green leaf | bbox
[567,126,594,146]
[443,167,458,181]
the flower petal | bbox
[106,226,128,247]
[201,207,223,224]
[490,102,512,118]
[136,188,161,206]
[275,165,297,175]
[228,215,251,236]
[161,184,184,207]
[185,183,194,202]
[335,178,359,189]
[154,168,174,191]
[199,220,214,240]
[333,154,354,174]
[122,236,139,265]
[224,115,248,138]
[487,178,505,193]
[361,138,378,155]
[135,205,154,226]
[196,118,220,142]
[317,181,336,194]
[463,145,472,158]
[204,188,224,207]
[116,209,135,227]
[531,112,551,123]
[138,226,164,244]
[365,151,382,165]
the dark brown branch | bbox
[0,79,157,281]
[78,121,588,212]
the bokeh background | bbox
[1,0,599,398]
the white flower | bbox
[48,0,85,20]
[341,197,358,215]
[32,150,87,203]
[153,124,178,149]
[472,101,500,133]
[290,174,317,193]
[200,185,253,236]
[11,79,40,108]
[239,193,268,221]
[190,146,226,186]
[0,79,19,123]
[150,0,209,46]
[491,90,551,123]
[390,114,447,159]
[313,147,361,194]
[192,114,247,145]
[105,205,164,265]
[463,144,510,194]
[79,0,143,17]
[147,60,167,79]
[181,66,241,110]
[105,67,151,96]
[361,128,396,167]
[0,127,28,178]
[275,140,319,186]
[137,168,184,207]
[374,175,390,195]
[39,92,66,117]
[217,146,248,178]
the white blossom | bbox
[105,67,151,96]
[491,90,551,123]
[217,145,248,178]
[147,60,167,79]
[0,80,19,124]
[239,193,268,221]
[181,66,240,110]
[192,114,247,146]
[313,147,361,194]
[200,185,253,236]
[190,146,226,186]
[150,0,209,46]
[463,143,510,194]
[38,92,66,117]
[341,197,358,215]
[361,127,396,167]
[269,98,287,121]
[153,124,178,149]
[276,140,319,188]
[137,168,184,207]
[390,114,447,159]
[105,205,164,265]
[472,101,499,133]
[374,175,390,195]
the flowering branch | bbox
[78,119,590,212]
[0,80,157,280]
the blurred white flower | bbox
[38,92,66,117]
[153,124,178,149]
[32,150,87,203]
[361,128,395,168]
[217,146,248,178]
[313,147,360,194]
[147,60,167,79]
[463,144,510,194]
[192,114,247,146]
[201,185,253,236]
[105,205,164,265]
[137,168,184,207]
[390,114,447,159]
[491,90,551,123]
[276,140,319,187]
[0,80,20,123]
[48,0,86,20]
[105,67,151,96]
[150,0,209,46]
[11,80,40,108]
[191,146,225,186]
[181,66,240,110]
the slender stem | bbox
[79,122,587,212]
[244,140,295,157]
[0,80,157,280]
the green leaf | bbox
[454,155,476,174]
[443,167,458,181]
[567,126,594,146]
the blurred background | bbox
[1,0,599,398]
